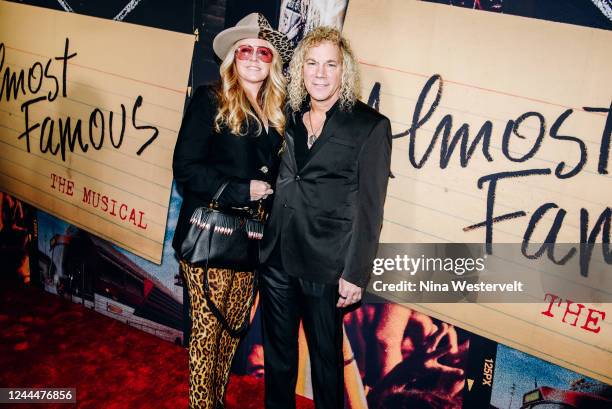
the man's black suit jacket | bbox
[260,100,392,288]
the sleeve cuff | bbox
[341,269,371,289]
[218,179,250,207]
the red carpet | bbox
[0,281,314,409]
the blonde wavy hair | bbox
[214,41,286,136]
[287,26,361,112]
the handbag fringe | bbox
[189,207,263,239]
[245,218,264,240]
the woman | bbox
[171,13,291,409]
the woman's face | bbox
[234,38,273,86]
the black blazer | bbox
[260,100,392,287]
[172,85,282,253]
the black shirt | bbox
[294,100,340,171]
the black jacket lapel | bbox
[284,113,298,172]
[301,108,349,170]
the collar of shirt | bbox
[298,96,340,120]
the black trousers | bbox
[260,261,344,409]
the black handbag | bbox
[179,181,263,337]
[179,180,265,270]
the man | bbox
[260,26,392,409]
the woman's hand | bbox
[250,180,273,201]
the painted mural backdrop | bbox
[342,0,611,384]
[0,2,194,263]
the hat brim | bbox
[213,26,259,61]
[213,25,293,64]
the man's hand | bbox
[337,278,363,308]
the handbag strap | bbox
[202,266,256,338]
[211,180,265,221]
[200,225,256,338]
[197,179,258,337]
[210,180,231,208]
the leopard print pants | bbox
[180,261,255,409]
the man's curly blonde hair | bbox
[287,26,361,112]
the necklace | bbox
[307,109,324,149]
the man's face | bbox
[303,41,343,105]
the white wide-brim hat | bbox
[213,13,293,64]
